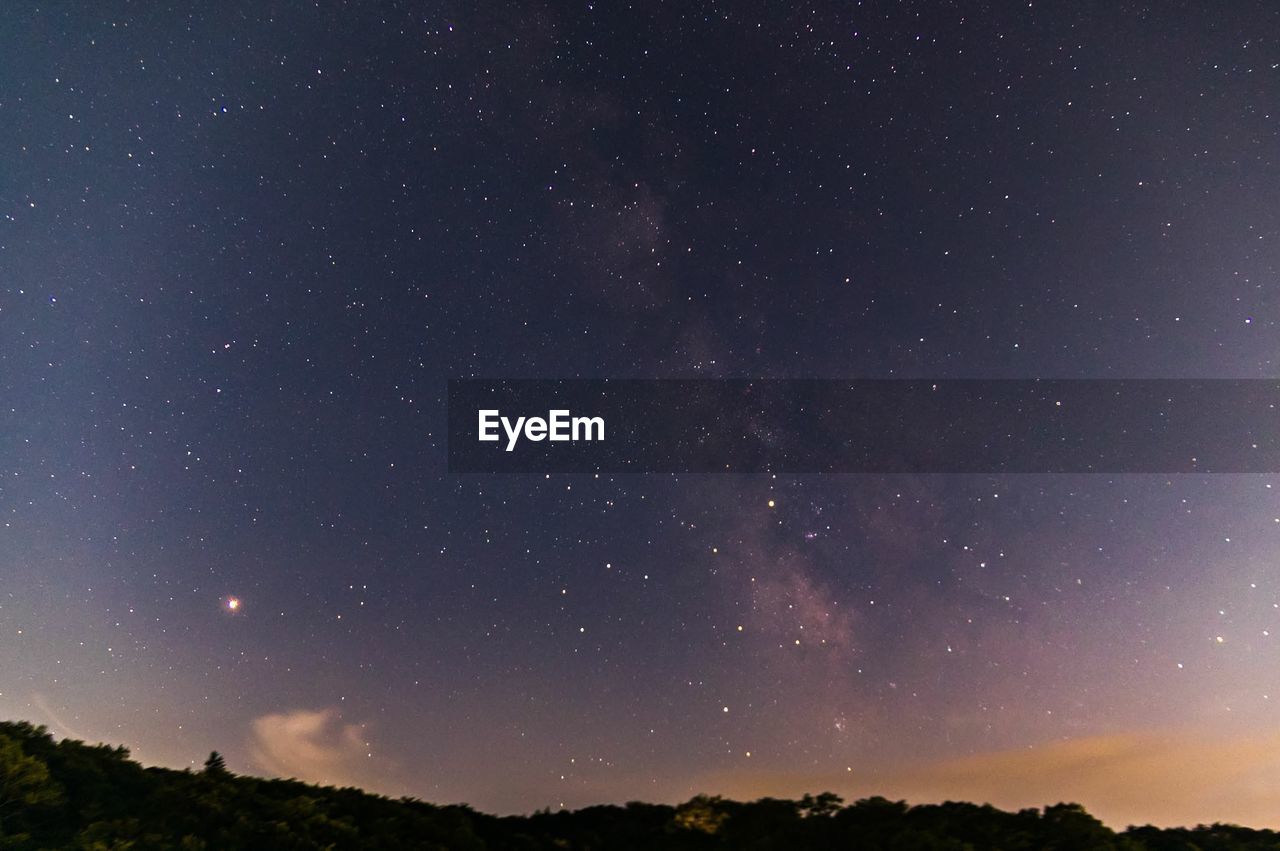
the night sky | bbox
[4,1,1280,829]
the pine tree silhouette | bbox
[202,751,228,776]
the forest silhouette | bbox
[0,720,1274,850]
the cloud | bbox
[248,708,374,789]
[29,692,87,741]
[690,729,1280,829]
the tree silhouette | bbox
[799,791,843,817]
[202,751,229,776]
[673,794,728,834]
[0,719,1277,850]
[0,733,62,832]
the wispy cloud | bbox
[248,708,376,789]
[29,692,87,741]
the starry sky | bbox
[3,0,1280,829]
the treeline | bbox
[0,721,1276,850]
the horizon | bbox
[22,718,1280,831]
